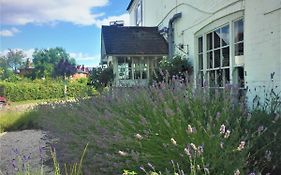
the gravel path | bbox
[0,130,53,175]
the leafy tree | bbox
[54,59,76,78]
[0,49,25,80]
[89,66,114,91]
[5,49,25,71]
[32,47,75,78]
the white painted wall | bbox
[128,0,281,104]
[244,0,281,104]
[129,0,245,70]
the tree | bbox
[0,49,25,72]
[0,49,24,81]
[54,59,76,78]
[6,49,25,71]
[89,66,114,91]
[32,47,75,78]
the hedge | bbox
[0,81,93,102]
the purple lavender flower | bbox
[12,159,18,171]
[12,148,19,156]
[39,146,44,162]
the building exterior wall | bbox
[72,73,88,80]
[244,0,281,103]
[128,0,281,103]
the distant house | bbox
[101,24,168,86]
[18,58,34,77]
[72,65,90,80]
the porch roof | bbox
[101,25,168,56]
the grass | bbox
[0,111,38,132]
[0,97,79,133]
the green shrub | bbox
[153,55,193,83]
[100,86,249,174]
[0,80,94,102]
[88,66,114,91]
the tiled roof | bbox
[101,25,168,56]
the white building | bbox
[127,0,281,103]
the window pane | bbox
[207,52,213,69]
[134,63,141,79]
[118,57,129,80]
[214,29,220,49]
[234,19,244,42]
[198,37,203,53]
[214,49,220,68]
[200,71,204,87]
[238,67,245,88]
[224,69,230,84]
[221,25,229,46]
[118,64,129,80]
[199,54,203,70]
[217,70,223,87]
[142,63,148,79]
[235,43,244,56]
[207,33,213,50]
[136,2,142,26]
[209,71,215,87]
[129,67,132,79]
[222,47,230,66]
[127,58,132,79]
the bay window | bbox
[206,24,230,88]
[197,17,244,88]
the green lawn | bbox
[0,111,38,132]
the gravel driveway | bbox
[0,130,53,175]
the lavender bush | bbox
[8,78,279,174]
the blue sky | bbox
[0,0,131,67]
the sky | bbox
[0,0,131,67]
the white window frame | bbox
[195,12,244,89]
[206,24,231,88]
[135,1,142,26]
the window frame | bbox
[195,15,244,89]
[117,57,132,80]
[135,1,142,26]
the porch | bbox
[109,56,162,87]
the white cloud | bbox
[95,13,130,28]
[70,52,100,67]
[0,0,129,27]
[0,27,20,37]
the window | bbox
[206,24,230,88]
[117,57,132,80]
[198,36,204,86]
[133,58,147,80]
[234,18,245,88]
[136,1,142,26]
[197,18,244,89]
[234,19,244,56]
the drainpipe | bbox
[168,12,182,59]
